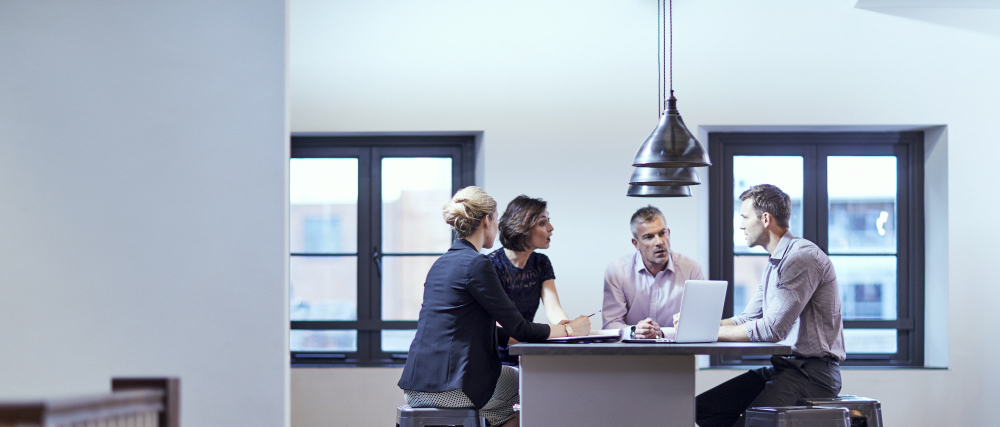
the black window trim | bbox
[708,131,924,367]
[290,133,477,367]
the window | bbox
[290,134,476,366]
[708,132,924,367]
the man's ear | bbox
[760,212,772,228]
[631,238,639,250]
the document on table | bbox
[546,329,622,342]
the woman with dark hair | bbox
[398,187,590,427]
[487,196,571,364]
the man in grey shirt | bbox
[696,184,846,427]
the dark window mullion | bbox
[290,253,357,257]
[891,144,910,364]
[814,146,828,252]
[826,253,898,256]
[843,319,913,330]
[907,132,925,367]
[291,320,419,330]
[381,253,446,257]
[895,144,910,322]
[708,135,731,317]
[451,150,462,196]
[369,147,386,359]
[720,141,736,318]
[356,147,374,362]
[803,145,820,246]
[900,134,924,366]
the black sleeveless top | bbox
[486,249,556,322]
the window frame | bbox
[708,131,924,367]
[290,133,476,366]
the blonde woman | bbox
[398,186,590,427]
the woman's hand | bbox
[566,315,591,337]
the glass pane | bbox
[844,329,896,354]
[733,255,769,314]
[733,156,803,254]
[382,329,418,353]
[290,256,357,321]
[830,256,897,320]
[290,330,357,352]
[382,158,453,253]
[290,158,358,253]
[828,156,897,254]
[382,255,439,320]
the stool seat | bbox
[396,405,485,427]
[745,406,850,427]
[798,396,883,427]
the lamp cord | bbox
[658,0,673,116]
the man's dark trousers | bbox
[696,355,842,427]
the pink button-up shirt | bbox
[602,251,705,330]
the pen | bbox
[586,309,602,318]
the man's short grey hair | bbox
[630,205,667,237]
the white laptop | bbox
[621,280,728,344]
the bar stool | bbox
[798,396,883,427]
[396,405,485,427]
[744,406,850,427]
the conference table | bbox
[509,342,791,427]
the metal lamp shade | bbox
[629,166,700,186]
[626,184,692,197]
[632,97,711,168]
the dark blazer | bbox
[398,239,551,408]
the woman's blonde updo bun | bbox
[443,186,497,239]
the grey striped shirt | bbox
[732,232,847,361]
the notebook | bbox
[546,329,622,342]
[621,279,728,344]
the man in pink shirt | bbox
[602,206,705,339]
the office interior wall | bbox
[923,125,949,369]
[0,1,289,426]
[289,1,998,426]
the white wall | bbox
[289,0,1000,426]
[0,1,289,426]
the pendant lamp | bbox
[627,184,692,197]
[630,0,710,174]
[629,166,700,186]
